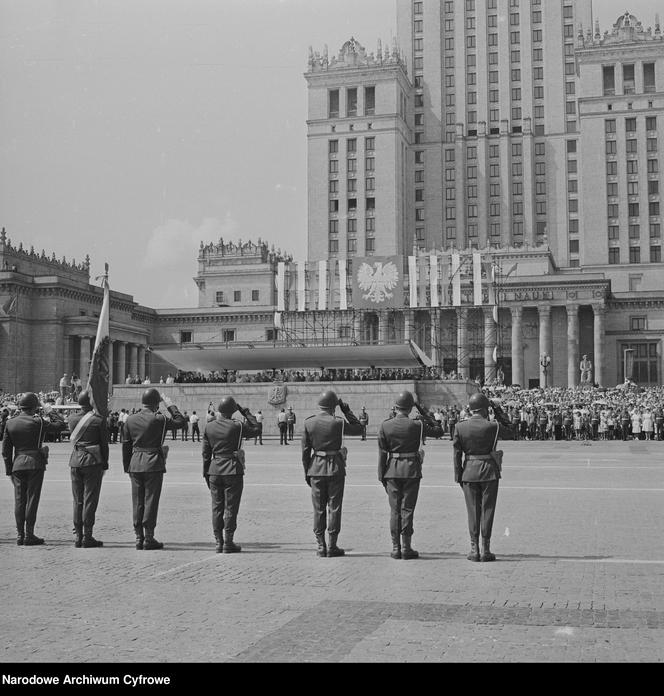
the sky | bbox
[0,0,659,308]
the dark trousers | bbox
[287,423,294,440]
[462,480,499,541]
[181,427,189,441]
[11,470,44,534]
[71,465,104,530]
[192,423,201,442]
[279,424,288,444]
[310,476,344,536]
[253,424,263,444]
[360,425,367,441]
[209,475,244,536]
[384,478,420,537]
[129,472,163,533]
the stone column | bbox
[593,304,606,387]
[79,336,92,385]
[538,306,552,388]
[457,308,469,379]
[129,343,138,378]
[511,306,523,387]
[483,306,496,382]
[567,304,580,388]
[116,341,126,384]
[62,335,71,377]
[137,345,146,380]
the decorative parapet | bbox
[577,11,662,48]
[0,227,90,279]
[307,37,407,74]
[198,238,293,264]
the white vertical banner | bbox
[338,259,348,311]
[276,262,286,312]
[274,312,282,328]
[408,256,418,308]
[430,255,439,308]
[318,259,327,311]
[473,252,483,307]
[452,253,462,307]
[297,262,306,312]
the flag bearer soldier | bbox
[453,393,515,563]
[377,392,444,560]
[2,393,66,545]
[202,396,261,553]
[67,391,109,548]
[301,390,364,558]
[121,388,187,550]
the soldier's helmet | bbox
[468,393,491,413]
[78,391,92,409]
[318,390,339,410]
[141,388,161,407]
[395,391,415,411]
[18,392,40,411]
[218,396,238,417]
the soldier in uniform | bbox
[377,391,444,560]
[453,393,514,563]
[286,407,297,441]
[202,396,261,553]
[121,388,186,550]
[2,393,66,545]
[301,390,364,557]
[67,391,109,548]
[359,407,369,441]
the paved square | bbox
[1,437,663,663]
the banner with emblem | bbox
[351,256,404,310]
[87,263,110,418]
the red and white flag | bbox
[87,264,111,418]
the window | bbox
[365,177,375,191]
[650,223,661,239]
[222,329,236,343]
[650,202,660,217]
[330,200,339,213]
[605,119,616,133]
[644,63,656,93]
[609,248,620,265]
[347,238,357,254]
[329,160,338,174]
[629,224,640,239]
[569,240,579,254]
[603,65,615,95]
[180,331,192,344]
[365,136,375,151]
[365,86,375,115]
[608,226,619,241]
[251,290,259,302]
[329,90,339,118]
[266,329,278,342]
[215,291,226,305]
[651,246,662,263]
[329,239,339,253]
[629,247,641,264]
[629,203,640,218]
[346,88,357,117]
[329,180,339,194]
[365,237,375,253]
[623,64,635,94]
[631,317,647,331]
[233,290,241,302]
[329,140,338,154]
[329,220,339,234]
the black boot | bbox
[143,529,164,550]
[83,527,103,548]
[134,526,144,550]
[327,533,345,557]
[222,531,241,553]
[401,534,419,560]
[16,525,24,546]
[24,526,44,546]
[74,526,83,548]
[481,537,496,563]
[315,534,327,558]
[390,533,402,560]
[467,536,480,562]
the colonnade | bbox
[62,336,150,386]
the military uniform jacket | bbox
[453,415,514,483]
[68,410,110,470]
[2,412,66,475]
[122,406,186,473]
[378,414,444,480]
[202,412,260,477]
[301,409,364,477]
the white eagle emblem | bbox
[356,261,400,304]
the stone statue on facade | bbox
[580,355,593,385]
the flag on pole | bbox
[87,264,110,418]
[1,293,17,316]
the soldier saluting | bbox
[301,390,364,558]
[453,393,514,563]
[2,393,66,545]
[377,391,444,560]
[67,390,109,548]
[121,388,186,550]
[202,396,260,553]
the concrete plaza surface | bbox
[1,436,663,663]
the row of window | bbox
[606,160,659,175]
[329,158,376,174]
[608,203,661,218]
[606,116,658,133]
[329,137,375,154]
[603,64,656,96]
[329,238,375,254]
[329,218,376,234]
[181,329,281,344]
[330,179,375,193]
[328,87,375,119]
[215,290,260,305]
[609,224,661,240]
[609,247,662,264]
[605,139,658,154]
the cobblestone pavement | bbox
[1,436,663,663]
